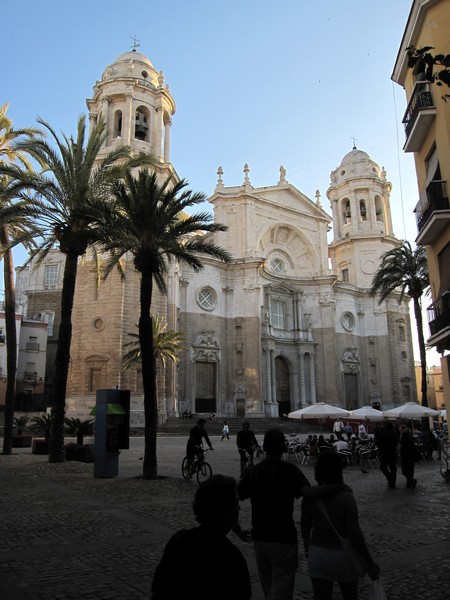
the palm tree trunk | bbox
[413,296,428,407]
[48,251,79,462]
[413,296,430,432]
[1,225,17,455]
[139,269,158,479]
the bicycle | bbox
[439,443,450,482]
[240,446,261,477]
[182,448,213,484]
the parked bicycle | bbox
[440,443,450,482]
[182,448,213,484]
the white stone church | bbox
[15,50,417,425]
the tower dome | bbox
[87,49,176,170]
[335,147,381,181]
[101,50,161,88]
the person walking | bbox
[236,422,259,477]
[400,427,417,489]
[221,421,230,441]
[333,420,345,440]
[301,451,380,600]
[237,428,311,599]
[376,421,400,489]
[151,475,251,600]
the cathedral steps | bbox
[156,416,326,437]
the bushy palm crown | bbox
[0,103,41,246]
[122,315,186,371]
[14,114,144,258]
[100,169,232,284]
[370,241,429,302]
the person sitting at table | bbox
[318,435,331,453]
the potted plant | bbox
[29,413,52,454]
[12,415,33,447]
[64,417,95,462]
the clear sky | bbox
[1,0,441,365]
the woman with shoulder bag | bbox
[300,451,380,600]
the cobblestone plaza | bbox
[1,435,450,599]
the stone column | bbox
[299,352,306,406]
[163,115,171,162]
[125,94,134,146]
[263,346,272,403]
[310,353,317,404]
[101,97,110,142]
[155,106,163,160]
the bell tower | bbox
[86,48,177,181]
[327,147,400,288]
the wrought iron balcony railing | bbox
[26,342,40,351]
[403,81,435,138]
[427,291,450,337]
[415,180,449,232]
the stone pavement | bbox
[1,434,450,600]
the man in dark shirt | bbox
[376,421,400,489]
[186,418,213,473]
[151,475,251,600]
[236,421,259,477]
[238,428,310,599]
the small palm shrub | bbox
[64,417,94,446]
[29,414,52,440]
[13,415,30,435]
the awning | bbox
[89,403,126,416]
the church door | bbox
[275,357,291,417]
[344,373,359,410]
[195,362,216,413]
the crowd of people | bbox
[151,417,388,599]
[151,414,446,598]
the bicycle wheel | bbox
[440,451,450,480]
[182,456,191,479]
[196,461,212,484]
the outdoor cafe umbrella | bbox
[288,402,350,419]
[349,406,384,421]
[382,402,440,419]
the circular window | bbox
[197,287,216,311]
[141,70,148,78]
[341,170,346,176]
[341,312,355,332]
[271,258,284,273]
[92,317,105,331]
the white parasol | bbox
[288,402,350,420]
[383,402,440,419]
[349,406,385,421]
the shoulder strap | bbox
[316,499,342,541]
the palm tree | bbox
[14,114,153,462]
[0,103,41,455]
[64,417,94,446]
[99,169,232,479]
[122,316,186,416]
[122,315,186,371]
[370,241,430,410]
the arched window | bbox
[343,199,351,223]
[359,200,367,221]
[114,110,122,138]
[135,106,150,141]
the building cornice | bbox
[392,0,441,85]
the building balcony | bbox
[427,291,450,352]
[402,82,436,152]
[26,342,40,351]
[415,180,450,245]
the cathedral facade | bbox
[16,50,417,424]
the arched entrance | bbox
[275,356,291,417]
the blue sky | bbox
[2,0,440,365]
